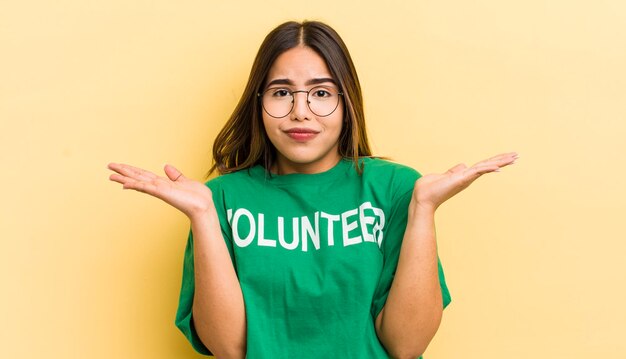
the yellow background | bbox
[2,0,625,358]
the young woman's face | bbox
[261,46,344,175]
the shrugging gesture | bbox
[377,151,518,358]
[106,19,520,359]
[108,161,246,357]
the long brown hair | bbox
[207,20,372,177]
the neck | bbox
[272,155,342,175]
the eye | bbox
[310,87,334,98]
[269,88,291,97]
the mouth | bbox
[283,128,320,142]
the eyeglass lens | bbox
[261,86,341,118]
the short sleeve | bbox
[174,181,235,356]
[370,188,452,320]
[174,230,213,355]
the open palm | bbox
[413,152,518,211]
[107,163,214,219]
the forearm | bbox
[376,204,443,359]
[190,210,246,359]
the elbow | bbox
[198,331,246,359]
[381,316,441,359]
[210,345,246,359]
[386,345,426,359]
[200,334,246,359]
[191,312,247,359]
[377,304,443,359]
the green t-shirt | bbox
[175,157,451,358]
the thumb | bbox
[164,164,184,182]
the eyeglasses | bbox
[258,86,344,118]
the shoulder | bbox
[204,166,263,191]
[357,157,421,203]
[360,157,421,184]
[361,157,419,174]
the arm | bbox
[190,210,246,359]
[375,152,518,359]
[375,203,441,359]
[107,162,247,358]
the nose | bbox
[290,91,311,121]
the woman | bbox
[108,20,517,359]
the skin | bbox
[375,153,517,359]
[107,45,519,359]
[108,161,246,358]
[261,46,344,175]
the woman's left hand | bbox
[412,152,518,212]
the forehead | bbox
[266,46,333,83]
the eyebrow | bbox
[265,77,337,87]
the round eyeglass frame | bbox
[257,86,344,118]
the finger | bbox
[463,164,500,179]
[473,154,512,166]
[472,152,518,168]
[122,179,158,195]
[109,173,130,185]
[107,162,136,179]
[108,163,157,182]
[473,158,513,170]
[484,152,518,162]
[489,154,518,168]
[109,173,152,191]
[164,164,185,182]
[120,163,159,181]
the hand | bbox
[107,162,215,220]
[412,152,518,212]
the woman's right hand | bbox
[107,162,215,220]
